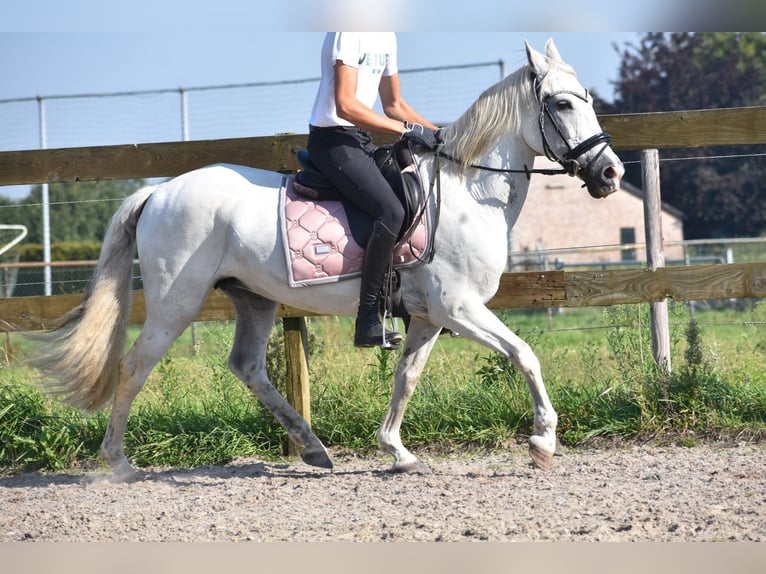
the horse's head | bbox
[524,39,624,199]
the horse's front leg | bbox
[377,318,442,473]
[437,299,558,470]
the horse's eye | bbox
[556,99,573,110]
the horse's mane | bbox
[439,61,575,174]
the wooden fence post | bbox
[282,316,311,455]
[641,149,671,372]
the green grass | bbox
[1,302,765,474]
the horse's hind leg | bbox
[220,284,332,469]
[377,317,442,473]
[102,315,192,481]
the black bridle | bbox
[421,72,614,264]
[537,81,612,177]
[437,72,612,180]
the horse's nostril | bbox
[604,164,625,181]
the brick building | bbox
[510,157,685,270]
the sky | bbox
[1,0,763,201]
[1,0,763,106]
[0,32,639,105]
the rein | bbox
[434,149,568,179]
[435,72,612,181]
[415,70,613,264]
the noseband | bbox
[537,79,612,177]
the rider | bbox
[307,32,441,348]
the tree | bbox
[6,179,146,246]
[598,33,766,239]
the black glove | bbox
[401,122,441,150]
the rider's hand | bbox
[401,122,441,150]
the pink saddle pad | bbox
[281,175,428,287]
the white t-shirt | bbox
[309,32,398,128]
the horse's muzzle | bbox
[585,158,625,199]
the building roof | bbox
[619,179,686,220]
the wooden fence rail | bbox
[1,105,765,443]
[1,106,765,187]
[1,262,764,331]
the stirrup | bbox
[354,328,402,350]
[354,313,402,350]
[380,313,402,350]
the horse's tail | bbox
[32,185,157,412]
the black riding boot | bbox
[354,221,403,349]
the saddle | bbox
[280,141,434,325]
[293,140,428,249]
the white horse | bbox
[33,39,623,481]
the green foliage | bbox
[683,319,704,370]
[0,179,147,296]
[8,179,146,246]
[12,241,122,296]
[18,241,103,262]
[602,304,657,386]
[2,306,765,474]
[597,304,766,435]
[0,373,106,473]
[126,352,285,469]
[602,32,766,239]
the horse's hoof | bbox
[389,459,431,474]
[528,441,554,471]
[104,458,144,483]
[108,468,144,484]
[300,445,334,469]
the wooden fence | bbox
[1,106,765,434]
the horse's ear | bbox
[525,40,548,77]
[544,38,564,64]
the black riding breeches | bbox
[306,126,405,236]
